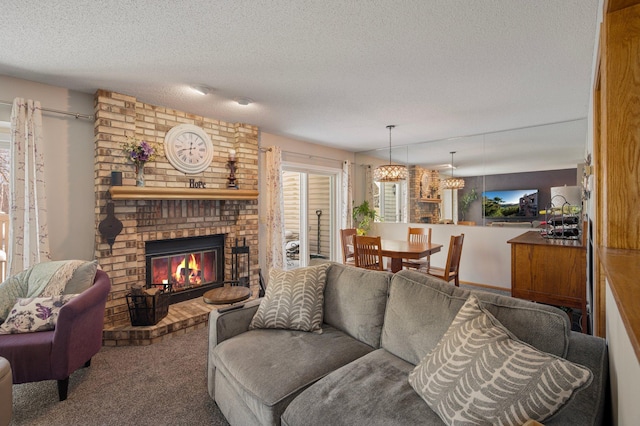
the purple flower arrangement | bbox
[122,137,157,169]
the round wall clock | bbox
[164,124,214,174]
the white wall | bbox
[0,75,95,261]
[606,283,640,425]
[372,222,527,289]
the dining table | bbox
[380,238,443,273]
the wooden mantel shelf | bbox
[109,186,259,201]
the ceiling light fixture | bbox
[441,151,465,190]
[373,125,408,182]
[191,84,211,95]
[235,97,253,106]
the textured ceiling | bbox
[1,0,599,167]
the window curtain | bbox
[264,146,284,277]
[342,160,353,228]
[9,98,50,275]
[364,165,374,206]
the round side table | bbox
[203,285,251,305]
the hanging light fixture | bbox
[441,151,465,190]
[373,125,408,182]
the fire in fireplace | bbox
[145,234,225,304]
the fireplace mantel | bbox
[109,186,259,201]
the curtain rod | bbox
[260,146,348,164]
[0,99,94,120]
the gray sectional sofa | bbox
[207,262,608,425]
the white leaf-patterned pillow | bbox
[0,295,77,334]
[408,295,592,425]
[249,263,329,333]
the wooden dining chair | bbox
[353,235,385,271]
[425,234,464,286]
[340,228,357,265]
[402,227,432,271]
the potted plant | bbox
[459,188,478,221]
[352,200,379,235]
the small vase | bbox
[135,165,145,187]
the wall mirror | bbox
[354,118,587,227]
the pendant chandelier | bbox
[373,125,408,182]
[441,151,465,190]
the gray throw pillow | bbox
[249,263,329,333]
[408,295,592,425]
[63,260,99,294]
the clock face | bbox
[164,124,214,174]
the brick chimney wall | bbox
[94,91,259,328]
[409,165,441,223]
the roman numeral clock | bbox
[164,124,214,174]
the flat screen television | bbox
[482,188,538,218]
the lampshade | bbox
[551,185,581,206]
[373,164,408,182]
[550,185,581,211]
[441,151,465,190]
[374,125,407,182]
[441,177,465,189]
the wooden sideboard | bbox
[507,230,587,333]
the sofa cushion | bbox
[0,295,76,334]
[282,349,441,426]
[323,262,392,348]
[408,295,592,425]
[0,330,54,383]
[250,263,329,333]
[212,325,374,425]
[382,270,571,365]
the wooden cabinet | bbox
[508,231,587,333]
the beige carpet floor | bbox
[10,326,229,425]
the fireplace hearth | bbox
[145,234,225,305]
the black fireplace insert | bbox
[145,234,225,304]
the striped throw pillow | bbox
[249,263,329,333]
[408,295,592,425]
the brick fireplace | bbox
[93,91,259,331]
[409,165,442,224]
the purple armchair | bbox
[0,269,110,401]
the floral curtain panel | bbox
[364,165,374,206]
[342,160,353,228]
[9,98,50,275]
[264,146,284,277]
